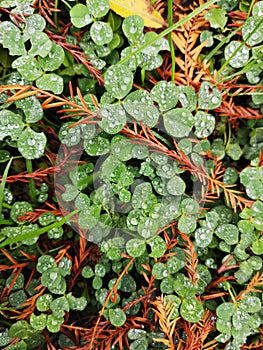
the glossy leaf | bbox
[99,104,126,133]
[109,308,126,327]
[15,96,43,123]
[91,22,113,45]
[194,111,215,138]
[17,128,47,159]
[164,108,194,138]
[86,0,110,17]
[104,64,133,99]
[0,110,24,141]
[198,82,222,110]
[70,4,92,28]
[180,297,204,323]
[12,55,42,80]
[151,80,179,111]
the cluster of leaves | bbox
[1,0,263,349]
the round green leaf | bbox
[6,273,24,291]
[152,262,168,280]
[240,167,259,186]
[30,313,47,331]
[215,224,239,245]
[29,31,52,58]
[39,212,57,225]
[167,256,185,274]
[165,295,181,319]
[124,100,159,127]
[138,217,159,238]
[58,122,81,146]
[98,104,126,133]
[37,73,63,94]
[239,296,261,313]
[180,297,204,323]
[223,167,238,185]
[216,318,232,334]
[23,14,46,41]
[62,184,79,202]
[166,176,186,196]
[0,22,26,56]
[84,136,110,156]
[58,257,72,277]
[232,309,251,332]
[178,214,197,234]
[180,198,199,214]
[12,55,42,80]
[128,329,147,340]
[151,81,179,111]
[46,314,64,333]
[122,15,144,44]
[205,8,227,29]
[48,277,67,295]
[195,227,213,247]
[164,108,194,138]
[173,273,195,297]
[126,238,146,258]
[90,21,113,45]
[160,276,174,294]
[132,144,149,159]
[86,0,109,17]
[253,2,263,16]
[48,226,63,239]
[252,236,263,255]
[120,275,136,293]
[37,255,56,273]
[8,320,30,339]
[130,338,148,350]
[224,41,250,69]
[15,96,43,123]
[0,328,12,347]
[41,267,62,289]
[198,82,222,109]
[92,276,103,289]
[36,294,53,312]
[104,65,133,99]
[226,143,243,161]
[9,290,27,307]
[200,30,214,47]
[10,201,33,224]
[245,180,263,200]
[70,4,92,28]
[17,128,46,159]
[194,111,215,138]
[0,110,24,141]
[82,265,94,278]
[109,308,126,327]
[216,302,235,321]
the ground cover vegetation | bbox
[0,0,263,349]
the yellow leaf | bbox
[109,0,165,28]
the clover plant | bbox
[1,0,263,349]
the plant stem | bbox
[0,157,13,216]
[54,0,58,27]
[168,0,175,82]
[26,159,37,204]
